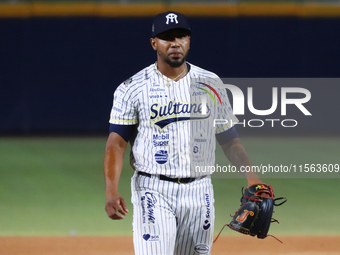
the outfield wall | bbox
[1,3,339,135]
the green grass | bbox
[0,137,133,236]
[0,136,339,236]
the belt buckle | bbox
[178,178,181,184]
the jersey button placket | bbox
[177,80,187,170]
[171,81,182,170]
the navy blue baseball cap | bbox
[151,11,191,38]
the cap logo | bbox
[165,13,178,24]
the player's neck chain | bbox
[155,62,187,88]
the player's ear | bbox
[150,38,157,51]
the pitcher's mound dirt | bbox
[0,236,339,255]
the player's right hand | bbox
[105,193,129,220]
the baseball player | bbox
[104,11,265,255]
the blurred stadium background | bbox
[0,0,339,242]
[1,0,340,135]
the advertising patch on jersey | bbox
[194,244,209,254]
[192,131,207,156]
[142,233,160,242]
[203,193,211,230]
[191,90,207,97]
[153,133,170,147]
[203,220,211,230]
[149,85,168,99]
[154,150,168,164]
[194,132,207,143]
[145,192,157,224]
[155,150,169,165]
[141,196,146,224]
[149,87,166,93]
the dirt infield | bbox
[1,236,339,255]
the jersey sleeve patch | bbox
[109,83,138,125]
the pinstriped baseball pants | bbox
[131,172,215,255]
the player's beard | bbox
[165,51,189,68]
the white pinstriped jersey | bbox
[109,62,238,178]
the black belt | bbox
[138,171,198,184]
